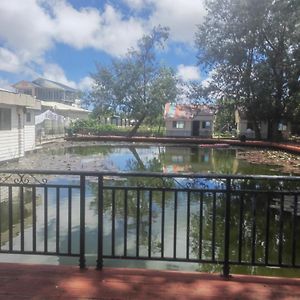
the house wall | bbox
[165,119,192,136]
[0,105,25,162]
[236,115,268,139]
[165,115,214,137]
[24,110,36,152]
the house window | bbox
[26,112,31,123]
[202,121,211,129]
[172,121,185,129]
[0,108,12,130]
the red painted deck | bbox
[1,264,300,299]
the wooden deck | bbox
[1,263,300,299]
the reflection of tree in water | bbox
[89,148,175,256]
[0,188,36,247]
[189,179,300,273]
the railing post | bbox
[223,178,231,277]
[97,175,104,270]
[79,175,86,269]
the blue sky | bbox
[0,0,206,91]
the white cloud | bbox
[51,2,145,56]
[0,0,54,61]
[42,63,77,89]
[0,78,14,91]
[78,76,94,91]
[0,0,147,79]
[149,0,206,44]
[41,64,95,92]
[122,0,148,10]
[0,48,22,73]
[177,64,200,81]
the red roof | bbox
[164,103,214,119]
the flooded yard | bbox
[2,141,300,175]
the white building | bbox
[164,103,215,137]
[0,90,41,163]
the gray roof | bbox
[32,78,78,92]
[13,78,79,93]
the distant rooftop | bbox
[13,78,78,93]
[41,101,90,113]
[0,87,15,93]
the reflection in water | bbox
[58,144,282,175]
[0,144,297,277]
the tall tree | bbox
[195,0,300,140]
[89,26,178,136]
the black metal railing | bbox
[0,170,299,276]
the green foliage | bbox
[195,0,300,140]
[69,118,166,136]
[89,26,179,135]
[214,98,236,133]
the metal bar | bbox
[124,190,128,257]
[212,192,216,262]
[136,189,140,257]
[223,178,231,277]
[148,190,152,258]
[68,188,72,255]
[0,187,2,249]
[199,192,203,261]
[20,186,24,252]
[112,189,116,257]
[8,186,13,251]
[56,188,60,254]
[97,176,104,270]
[32,187,36,252]
[79,175,86,269]
[161,190,165,259]
[265,194,271,265]
[292,194,298,266]
[186,191,191,260]
[1,169,299,181]
[44,187,48,253]
[173,191,177,259]
[278,194,284,266]
[238,194,244,263]
[251,194,257,265]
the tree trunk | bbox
[253,122,261,140]
[268,120,282,141]
[127,114,146,137]
[129,146,146,170]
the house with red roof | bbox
[164,103,215,137]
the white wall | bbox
[0,105,25,162]
[165,115,214,137]
[24,110,36,152]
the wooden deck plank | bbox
[0,263,300,299]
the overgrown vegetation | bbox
[69,119,165,136]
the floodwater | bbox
[0,143,299,277]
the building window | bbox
[202,121,211,129]
[0,108,12,130]
[173,121,185,129]
[26,112,31,123]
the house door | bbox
[192,120,200,136]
